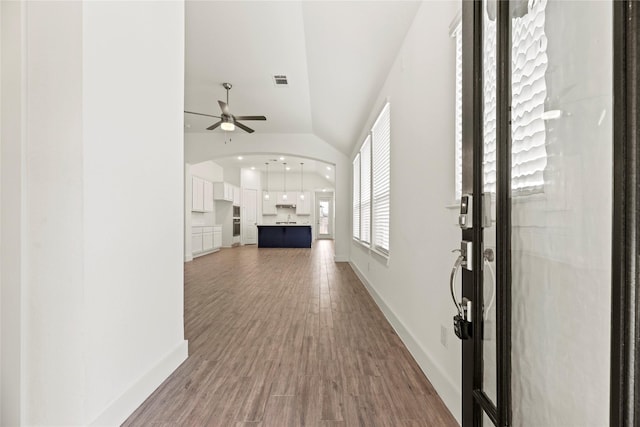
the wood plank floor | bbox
[123,241,458,426]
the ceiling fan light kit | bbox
[184,82,266,133]
[220,121,235,131]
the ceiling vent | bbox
[272,74,289,86]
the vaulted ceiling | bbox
[184,1,421,155]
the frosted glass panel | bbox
[510,1,611,426]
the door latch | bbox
[454,297,472,340]
[450,247,473,341]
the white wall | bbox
[24,2,85,422]
[1,1,24,425]
[348,1,462,421]
[191,160,224,182]
[185,132,350,261]
[83,2,186,424]
[241,168,261,190]
[261,171,333,194]
[2,2,187,425]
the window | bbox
[352,103,391,257]
[372,103,391,254]
[453,0,548,199]
[360,136,371,244]
[454,23,463,201]
[352,154,361,240]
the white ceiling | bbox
[184,1,421,154]
[214,154,335,184]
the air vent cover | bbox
[273,74,288,86]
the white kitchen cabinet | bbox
[262,192,277,215]
[203,180,214,212]
[192,177,205,211]
[233,186,241,206]
[192,226,221,258]
[192,176,214,212]
[213,182,234,202]
[296,192,311,215]
[192,229,203,254]
[202,227,214,251]
[276,191,298,205]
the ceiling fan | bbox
[184,82,267,133]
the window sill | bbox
[352,238,389,266]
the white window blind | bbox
[360,136,371,244]
[372,103,391,254]
[454,0,548,198]
[483,12,498,193]
[353,154,361,240]
[454,24,463,201]
[511,0,548,192]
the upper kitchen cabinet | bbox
[192,177,204,212]
[296,192,311,215]
[276,191,298,205]
[192,176,214,212]
[213,182,234,202]
[233,186,240,207]
[203,180,214,212]
[263,192,277,215]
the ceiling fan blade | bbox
[234,115,266,121]
[234,121,255,133]
[184,110,221,119]
[218,100,230,115]
[207,121,222,130]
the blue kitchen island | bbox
[257,224,312,248]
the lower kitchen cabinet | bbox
[192,230,203,253]
[192,225,222,258]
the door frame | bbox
[315,193,334,240]
[610,1,640,426]
[460,1,510,425]
[461,1,640,426]
[242,188,257,245]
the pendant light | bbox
[299,162,305,200]
[282,162,288,200]
[264,162,270,200]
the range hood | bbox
[275,203,296,208]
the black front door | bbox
[457,0,623,425]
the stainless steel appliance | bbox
[233,218,240,237]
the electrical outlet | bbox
[440,325,448,348]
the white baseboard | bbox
[193,248,220,258]
[184,254,193,262]
[90,340,188,427]
[349,262,461,424]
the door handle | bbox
[450,249,465,315]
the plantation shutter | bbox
[454,0,548,198]
[511,0,548,192]
[372,103,391,254]
[352,154,361,240]
[360,136,371,244]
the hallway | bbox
[124,241,457,426]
